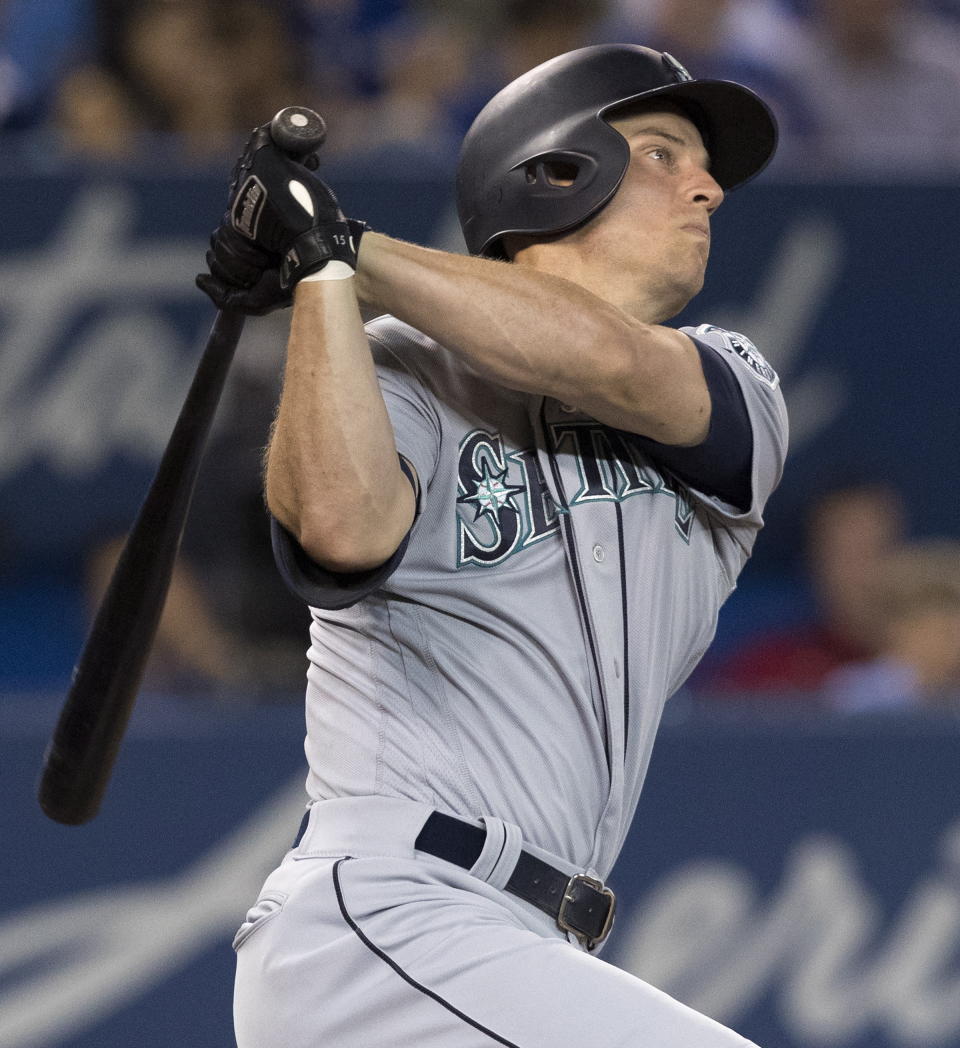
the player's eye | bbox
[649,146,671,162]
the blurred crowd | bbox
[692,481,960,712]
[2,0,960,176]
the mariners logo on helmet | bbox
[662,52,693,82]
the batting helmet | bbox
[456,44,778,258]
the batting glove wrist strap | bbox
[281,220,360,288]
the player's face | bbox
[584,105,724,319]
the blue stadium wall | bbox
[2,163,958,688]
[2,157,959,1047]
[4,700,960,1048]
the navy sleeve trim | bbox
[270,457,419,610]
[625,337,753,511]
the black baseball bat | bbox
[38,106,327,825]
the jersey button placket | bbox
[592,544,605,563]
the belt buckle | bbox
[556,873,616,950]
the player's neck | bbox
[517,246,688,324]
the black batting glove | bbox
[196,120,367,314]
[196,222,289,315]
[227,124,359,286]
[196,216,367,315]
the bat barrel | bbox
[38,308,247,825]
[39,102,330,825]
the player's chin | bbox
[683,259,708,299]
[682,241,710,285]
[660,270,706,319]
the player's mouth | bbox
[681,223,710,240]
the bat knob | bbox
[269,106,327,159]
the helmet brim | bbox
[601,78,778,190]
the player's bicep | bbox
[271,331,440,610]
[271,454,421,610]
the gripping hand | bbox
[197,215,366,315]
[226,124,360,286]
[196,113,365,314]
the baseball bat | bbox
[38,106,327,826]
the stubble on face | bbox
[552,106,721,322]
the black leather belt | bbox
[415,811,615,950]
[292,808,616,949]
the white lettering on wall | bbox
[0,185,208,481]
[0,779,307,1048]
[713,214,845,450]
[0,192,841,485]
[613,820,960,1046]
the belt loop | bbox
[470,816,523,891]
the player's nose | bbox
[690,168,724,214]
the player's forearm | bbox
[355,233,613,394]
[354,233,708,444]
[265,278,414,571]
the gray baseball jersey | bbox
[237,317,786,1048]
[271,316,787,878]
[234,318,788,1048]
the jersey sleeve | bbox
[270,317,443,610]
[674,324,788,533]
[623,335,754,510]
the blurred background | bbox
[2,1,960,1046]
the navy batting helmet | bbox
[456,44,778,258]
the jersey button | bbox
[592,544,605,563]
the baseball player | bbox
[197,44,787,1048]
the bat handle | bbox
[269,106,327,158]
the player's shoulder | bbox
[681,323,780,391]
[365,313,491,394]
[365,314,462,376]
[364,313,482,416]
[365,313,419,345]
[365,314,443,358]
